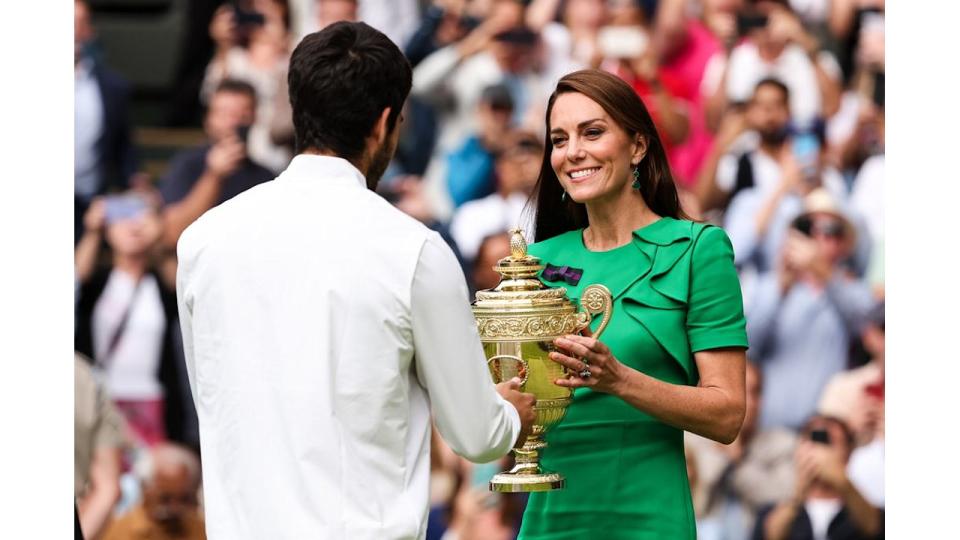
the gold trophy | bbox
[472,229,613,492]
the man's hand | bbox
[792,441,819,503]
[496,377,536,449]
[716,110,747,149]
[205,135,246,179]
[807,442,850,491]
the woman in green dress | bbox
[518,69,749,539]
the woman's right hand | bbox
[210,5,237,50]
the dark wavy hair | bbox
[288,21,412,159]
[532,69,689,242]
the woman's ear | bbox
[632,135,648,165]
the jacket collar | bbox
[280,154,368,190]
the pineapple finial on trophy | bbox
[509,228,527,260]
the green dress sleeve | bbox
[686,226,749,353]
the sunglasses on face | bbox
[793,216,845,239]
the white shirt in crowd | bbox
[450,192,533,262]
[176,155,520,540]
[850,154,884,246]
[92,270,165,400]
[200,48,292,174]
[847,438,885,507]
[805,498,843,540]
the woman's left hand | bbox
[549,330,629,394]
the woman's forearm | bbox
[611,362,744,443]
[75,230,102,284]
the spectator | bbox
[687,361,797,540]
[600,2,692,160]
[102,443,206,540]
[445,83,516,208]
[819,301,884,446]
[449,128,541,263]
[75,0,138,243]
[412,0,545,218]
[527,0,608,81]
[820,301,885,509]
[746,188,874,430]
[412,0,531,151]
[75,353,126,540]
[471,232,512,293]
[697,78,845,215]
[703,1,842,131]
[159,79,275,249]
[720,94,857,286]
[752,415,883,540]
[75,191,197,449]
[827,0,884,84]
[849,138,883,297]
[846,401,884,509]
[203,0,293,172]
[651,0,726,188]
[441,458,526,540]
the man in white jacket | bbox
[176,21,535,540]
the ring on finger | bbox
[578,360,591,379]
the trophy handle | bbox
[577,284,614,340]
[487,355,529,386]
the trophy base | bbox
[489,471,565,492]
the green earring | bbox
[631,165,641,190]
[561,190,567,202]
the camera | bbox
[736,12,768,36]
[809,429,830,445]
[235,124,252,145]
[232,1,265,27]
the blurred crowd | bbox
[74,0,884,538]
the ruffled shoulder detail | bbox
[621,220,714,384]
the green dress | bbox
[518,218,748,540]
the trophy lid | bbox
[473,228,570,308]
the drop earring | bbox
[561,190,567,202]
[631,164,641,190]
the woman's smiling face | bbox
[549,92,647,204]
